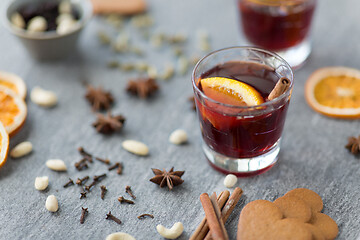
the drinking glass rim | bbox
[191,46,294,110]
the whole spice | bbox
[75,158,89,171]
[100,185,107,200]
[94,173,107,182]
[118,196,134,204]
[76,176,89,185]
[63,178,74,188]
[190,190,230,240]
[80,192,87,199]
[268,77,290,100]
[137,214,154,219]
[108,162,123,174]
[108,162,120,171]
[345,135,360,154]
[84,181,96,192]
[93,112,126,134]
[190,188,243,240]
[200,193,229,240]
[95,157,111,165]
[78,147,93,162]
[149,167,185,190]
[80,207,88,224]
[106,211,122,225]
[116,163,123,175]
[85,85,114,111]
[126,77,159,99]
[125,186,136,199]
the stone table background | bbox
[0,0,359,239]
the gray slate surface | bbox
[0,0,360,239]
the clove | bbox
[100,185,107,200]
[76,176,89,185]
[116,163,123,175]
[63,178,74,188]
[84,181,96,192]
[80,192,87,199]
[78,147,93,162]
[80,207,88,224]
[75,158,89,171]
[108,162,120,171]
[137,214,154,219]
[125,186,136,199]
[95,157,111,165]
[106,211,122,225]
[118,196,134,204]
[94,173,107,182]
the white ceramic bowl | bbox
[4,0,93,60]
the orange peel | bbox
[305,67,360,119]
[0,87,27,136]
[0,121,9,169]
[0,71,26,99]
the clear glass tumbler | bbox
[238,0,317,69]
[192,47,293,177]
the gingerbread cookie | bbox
[237,188,338,240]
[284,188,324,212]
[274,195,312,222]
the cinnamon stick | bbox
[268,77,290,100]
[200,193,229,240]
[190,190,230,240]
[204,187,243,240]
[210,193,229,240]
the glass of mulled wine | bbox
[192,47,293,177]
[238,0,316,68]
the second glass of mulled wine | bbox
[238,0,316,68]
[192,47,293,177]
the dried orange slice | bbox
[0,121,9,168]
[305,67,360,119]
[200,77,264,106]
[0,87,27,136]
[0,71,26,99]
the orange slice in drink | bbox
[305,67,360,119]
[0,121,9,168]
[200,77,264,106]
[0,87,27,136]
[198,77,264,129]
[0,71,26,99]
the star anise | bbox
[345,135,360,154]
[149,167,185,190]
[85,85,114,111]
[93,112,126,134]
[126,77,159,99]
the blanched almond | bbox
[35,176,49,190]
[122,140,149,156]
[45,195,58,212]
[10,141,33,158]
[46,159,67,171]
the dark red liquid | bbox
[195,61,290,158]
[239,0,316,50]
